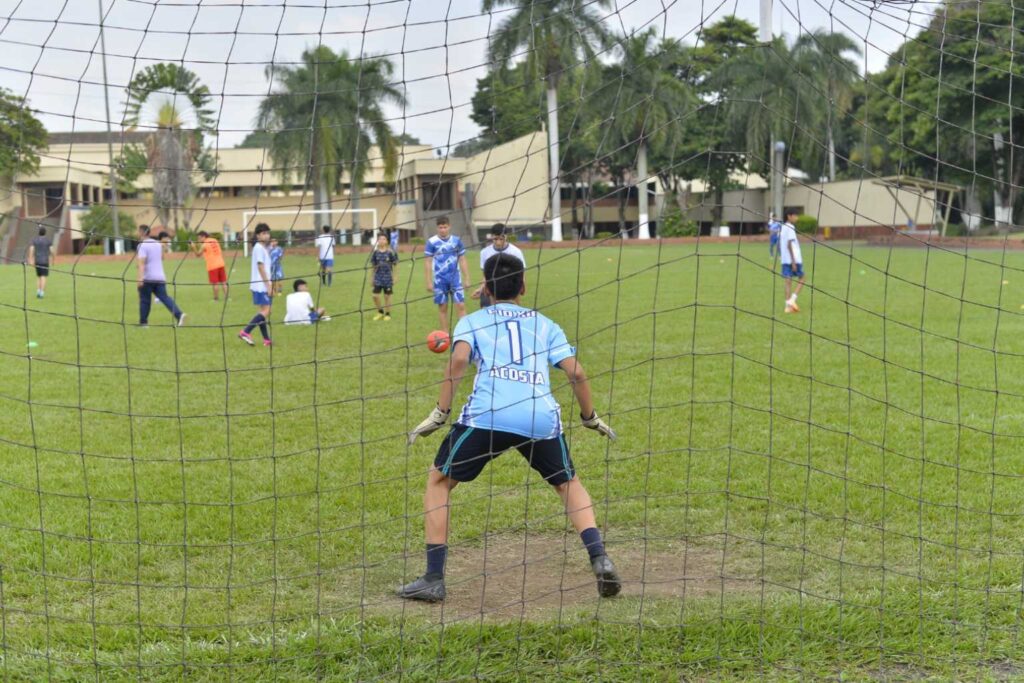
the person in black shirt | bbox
[369,233,399,321]
[27,227,54,299]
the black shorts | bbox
[372,284,393,295]
[35,266,49,277]
[433,423,575,485]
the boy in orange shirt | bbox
[193,230,229,301]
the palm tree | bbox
[257,46,407,233]
[483,0,613,241]
[602,30,694,238]
[794,30,862,181]
[120,64,217,233]
[716,37,828,185]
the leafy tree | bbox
[257,46,406,232]
[600,29,694,237]
[469,63,546,146]
[238,130,273,148]
[793,31,862,181]
[78,204,136,241]
[664,17,759,227]
[881,1,1024,229]
[394,132,422,145]
[118,63,217,232]
[483,0,613,241]
[0,88,47,178]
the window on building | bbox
[422,180,454,211]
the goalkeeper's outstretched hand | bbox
[408,405,450,444]
[581,411,617,441]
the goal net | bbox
[1,0,1022,679]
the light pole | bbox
[97,0,122,254]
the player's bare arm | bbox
[424,256,434,291]
[408,341,470,443]
[258,262,271,293]
[137,253,146,288]
[459,254,471,290]
[26,244,34,266]
[559,357,616,440]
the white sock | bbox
[788,294,797,303]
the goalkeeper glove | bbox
[581,411,617,441]
[408,405,450,444]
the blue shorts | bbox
[309,311,320,322]
[320,259,334,269]
[433,278,465,305]
[252,291,273,306]
[781,263,804,278]
[769,233,779,246]
[272,267,284,280]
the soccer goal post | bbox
[240,208,380,256]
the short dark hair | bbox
[38,226,46,236]
[157,231,170,240]
[197,230,209,238]
[322,225,331,234]
[490,223,507,237]
[436,215,449,226]
[138,224,151,235]
[254,223,271,236]
[293,279,307,292]
[483,252,524,301]
[785,209,800,220]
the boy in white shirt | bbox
[283,279,330,324]
[779,209,807,313]
[473,223,525,307]
[315,225,336,286]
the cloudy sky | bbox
[0,0,932,152]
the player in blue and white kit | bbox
[400,253,620,603]
[389,227,400,251]
[423,215,471,330]
[767,213,782,258]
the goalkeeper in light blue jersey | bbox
[399,253,620,603]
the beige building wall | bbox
[463,132,549,228]
[788,180,941,229]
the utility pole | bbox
[98,0,122,254]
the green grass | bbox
[2,241,1024,680]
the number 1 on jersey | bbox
[506,320,523,364]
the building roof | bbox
[47,131,151,146]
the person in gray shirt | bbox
[26,227,54,299]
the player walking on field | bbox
[269,238,285,296]
[424,215,471,330]
[780,209,806,313]
[27,226,55,299]
[238,223,273,347]
[401,253,621,602]
[767,213,782,259]
[136,225,186,327]
[192,230,228,301]
[369,233,398,321]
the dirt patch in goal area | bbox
[377,532,760,623]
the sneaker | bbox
[784,304,794,314]
[373,312,384,321]
[789,301,800,313]
[263,339,272,347]
[238,331,254,346]
[397,575,446,602]
[591,555,622,598]
[383,314,391,321]
[177,313,187,327]
[320,315,332,322]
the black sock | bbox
[378,308,384,314]
[258,321,270,340]
[425,543,447,578]
[328,272,333,286]
[244,313,265,334]
[580,527,605,560]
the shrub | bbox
[658,204,698,237]
[530,234,545,242]
[410,236,426,245]
[270,230,289,243]
[594,231,615,240]
[795,214,818,235]
[78,204,136,239]
[82,244,104,255]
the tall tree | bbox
[257,46,407,233]
[119,64,217,233]
[794,30,862,181]
[483,0,613,241]
[882,1,1024,229]
[0,89,47,179]
[601,30,694,237]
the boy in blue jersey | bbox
[269,237,284,296]
[400,253,620,603]
[423,215,471,330]
[767,213,781,258]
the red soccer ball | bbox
[426,330,450,353]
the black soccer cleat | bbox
[397,575,446,602]
[591,555,622,598]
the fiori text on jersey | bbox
[489,366,546,385]
[489,308,536,318]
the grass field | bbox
[2,239,1024,680]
